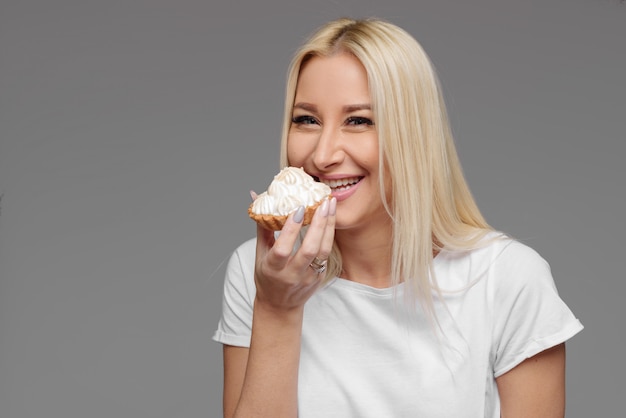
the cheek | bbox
[286,136,309,166]
[359,139,381,169]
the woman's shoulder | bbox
[463,230,547,266]
[232,236,257,259]
[471,232,556,295]
[436,231,551,287]
[223,237,257,286]
[483,232,549,271]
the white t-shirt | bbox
[213,233,583,417]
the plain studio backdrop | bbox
[1,1,624,417]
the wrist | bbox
[253,296,305,324]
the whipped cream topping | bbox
[251,167,331,216]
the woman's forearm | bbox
[232,300,304,418]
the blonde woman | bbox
[213,18,582,418]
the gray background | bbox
[1,0,624,417]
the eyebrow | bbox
[293,102,372,113]
[343,104,372,112]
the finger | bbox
[265,206,306,270]
[308,198,336,281]
[317,197,336,261]
[293,198,331,268]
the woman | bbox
[213,17,583,417]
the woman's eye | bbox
[291,115,318,125]
[346,116,374,126]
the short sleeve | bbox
[491,241,583,377]
[212,238,257,347]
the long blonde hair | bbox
[280,18,494,316]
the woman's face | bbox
[287,53,390,231]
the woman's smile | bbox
[315,176,364,200]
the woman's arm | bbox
[223,303,305,418]
[223,198,336,418]
[223,345,248,418]
[496,343,567,418]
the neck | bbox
[334,218,394,288]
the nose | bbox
[312,126,344,170]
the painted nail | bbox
[249,190,258,201]
[319,199,329,217]
[329,197,337,216]
[293,206,305,223]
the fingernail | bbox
[319,199,329,217]
[329,197,337,216]
[249,190,258,201]
[293,206,305,223]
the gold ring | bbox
[309,257,327,274]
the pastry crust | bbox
[248,198,325,231]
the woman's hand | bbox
[253,196,337,313]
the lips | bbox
[312,176,363,201]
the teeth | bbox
[321,177,361,189]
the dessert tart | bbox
[248,166,331,230]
